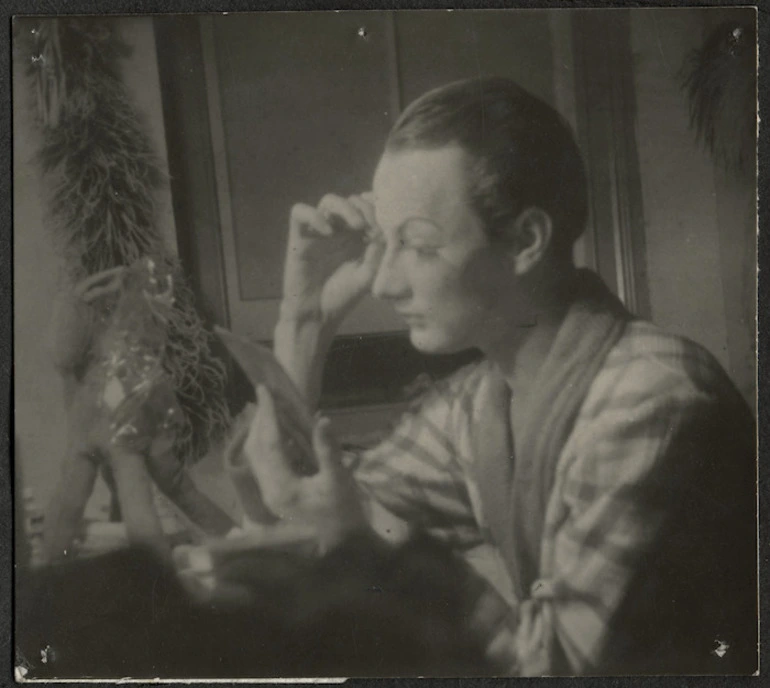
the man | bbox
[240,77,757,675]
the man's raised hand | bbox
[281,193,384,328]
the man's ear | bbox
[504,208,553,276]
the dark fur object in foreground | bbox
[15,534,492,679]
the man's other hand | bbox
[243,384,368,552]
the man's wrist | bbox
[275,301,339,353]
[273,305,337,408]
[277,298,348,336]
[277,299,323,325]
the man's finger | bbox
[515,601,536,657]
[318,194,367,231]
[312,416,341,474]
[247,384,295,488]
[348,194,377,230]
[361,237,385,268]
[352,240,385,289]
[251,384,281,455]
[203,521,319,557]
[291,202,334,237]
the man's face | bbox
[371,146,515,354]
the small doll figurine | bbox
[43,257,234,564]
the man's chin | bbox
[408,329,466,355]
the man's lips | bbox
[396,311,425,324]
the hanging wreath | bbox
[681,21,756,175]
[21,17,232,466]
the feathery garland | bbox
[21,17,231,464]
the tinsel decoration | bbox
[21,17,232,465]
[681,21,756,175]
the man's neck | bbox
[481,267,577,399]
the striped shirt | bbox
[350,320,756,675]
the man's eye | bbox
[407,243,440,258]
[397,237,440,258]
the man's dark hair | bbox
[386,77,588,260]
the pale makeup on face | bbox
[370,146,515,354]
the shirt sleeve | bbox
[505,363,752,675]
[350,373,485,551]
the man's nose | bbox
[371,247,409,301]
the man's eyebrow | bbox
[395,216,444,238]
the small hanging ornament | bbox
[30,19,66,128]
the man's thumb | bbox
[312,416,340,473]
